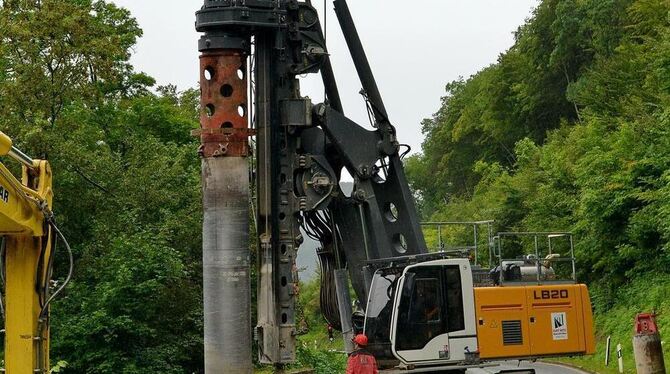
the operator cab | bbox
[364,258,478,368]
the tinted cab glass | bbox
[395,265,465,351]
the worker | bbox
[346,334,378,374]
[327,323,334,343]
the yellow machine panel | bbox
[474,284,595,360]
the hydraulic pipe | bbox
[0,131,36,169]
[197,39,253,373]
[335,269,355,354]
[333,0,388,122]
[312,19,344,114]
[8,147,35,169]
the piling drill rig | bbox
[194,1,594,373]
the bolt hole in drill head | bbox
[238,104,246,117]
[204,66,215,81]
[237,68,245,80]
[281,276,287,287]
[205,104,215,118]
[221,84,234,97]
[281,244,287,255]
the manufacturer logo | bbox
[551,312,568,340]
[0,185,8,203]
[533,289,569,300]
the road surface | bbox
[468,361,588,374]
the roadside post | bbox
[605,335,611,366]
[632,313,666,374]
[617,343,623,373]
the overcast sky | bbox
[110,0,538,155]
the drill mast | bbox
[195,0,426,371]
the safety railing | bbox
[420,220,495,266]
[493,232,576,286]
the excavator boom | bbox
[0,131,55,373]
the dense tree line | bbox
[1,1,204,372]
[406,0,670,309]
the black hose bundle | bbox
[317,243,341,330]
[300,209,343,330]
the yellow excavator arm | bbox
[0,132,52,236]
[0,131,54,374]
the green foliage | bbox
[293,290,348,373]
[50,361,69,373]
[409,0,670,286]
[0,0,148,131]
[292,345,346,374]
[564,274,670,373]
[298,276,326,334]
[1,1,203,372]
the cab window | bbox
[445,266,465,332]
[409,278,441,324]
[396,267,444,351]
[364,271,398,358]
[395,265,466,352]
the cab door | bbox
[390,262,477,365]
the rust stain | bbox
[199,50,250,158]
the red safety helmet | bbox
[352,334,369,347]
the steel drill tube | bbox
[198,45,252,373]
[633,334,666,373]
[202,157,252,374]
[8,147,35,169]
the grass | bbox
[253,304,349,374]
[558,274,670,373]
[254,331,348,373]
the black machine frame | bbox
[196,0,427,364]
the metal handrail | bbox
[420,220,495,266]
[493,231,577,285]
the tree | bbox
[1,1,205,372]
[406,0,670,284]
